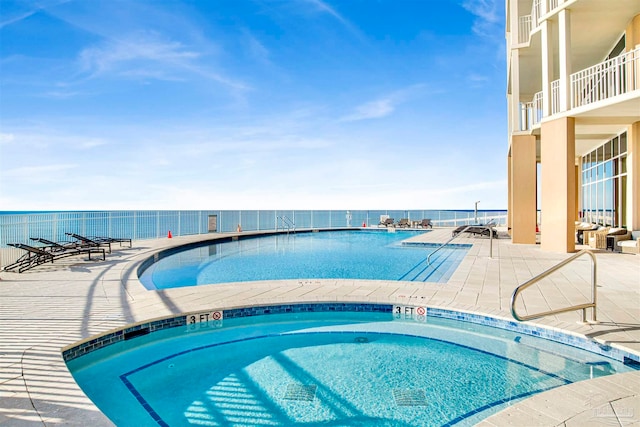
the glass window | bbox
[598,180,604,223]
[604,141,612,161]
[604,161,612,178]
[598,146,604,164]
[579,131,627,227]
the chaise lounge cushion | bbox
[607,227,628,236]
[617,231,640,254]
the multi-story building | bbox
[506,0,640,252]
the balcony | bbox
[517,0,559,45]
[571,48,639,109]
[518,47,640,131]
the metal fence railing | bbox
[0,210,507,269]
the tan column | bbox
[541,117,576,252]
[510,135,537,244]
[507,153,512,234]
[627,122,640,230]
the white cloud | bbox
[78,32,200,77]
[340,84,426,122]
[302,0,366,41]
[2,164,77,178]
[340,98,395,122]
[461,0,502,38]
[0,133,15,144]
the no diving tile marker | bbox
[187,310,223,331]
[393,305,427,323]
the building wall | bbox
[506,2,640,252]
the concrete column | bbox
[508,153,512,234]
[541,117,576,253]
[510,135,537,244]
[541,20,554,117]
[510,51,522,132]
[627,122,640,231]
[558,9,571,112]
[626,14,640,50]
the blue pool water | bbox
[66,309,636,427]
[139,230,470,290]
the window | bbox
[580,132,627,227]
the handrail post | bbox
[488,224,493,259]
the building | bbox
[506,0,640,252]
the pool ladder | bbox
[277,216,296,234]
[510,249,598,323]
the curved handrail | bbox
[510,249,597,323]
[426,226,472,265]
[426,223,495,265]
[276,216,296,233]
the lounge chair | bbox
[378,218,395,227]
[419,219,433,229]
[452,224,497,238]
[30,237,78,252]
[4,243,105,273]
[575,222,598,244]
[89,235,132,248]
[65,233,112,253]
[617,231,640,254]
[395,218,410,228]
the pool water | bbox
[67,311,635,427]
[139,230,470,290]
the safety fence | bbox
[0,210,507,269]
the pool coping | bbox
[1,228,638,426]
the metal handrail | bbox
[511,249,597,323]
[427,223,495,265]
[276,216,295,233]
[426,226,471,265]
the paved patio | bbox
[0,228,638,426]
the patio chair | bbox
[29,237,78,252]
[617,231,640,254]
[4,243,55,273]
[575,222,598,244]
[378,218,395,227]
[583,226,609,247]
[452,225,497,238]
[88,235,132,248]
[395,218,410,228]
[4,243,105,273]
[587,228,610,249]
[419,219,433,229]
[65,233,112,253]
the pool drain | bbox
[283,383,317,401]
[354,336,369,343]
[393,389,428,407]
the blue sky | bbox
[0,0,506,211]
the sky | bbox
[0,0,507,211]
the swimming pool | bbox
[65,304,637,427]
[139,230,471,290]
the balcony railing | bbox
[518,15,532,44]
[571,48,640,109]
[551,79,561,114]
[518,48,640,131]
[519,91,543,131]
[517,0,560,45]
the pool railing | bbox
[0,209,507,269]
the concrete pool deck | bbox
[0,227,638,426]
